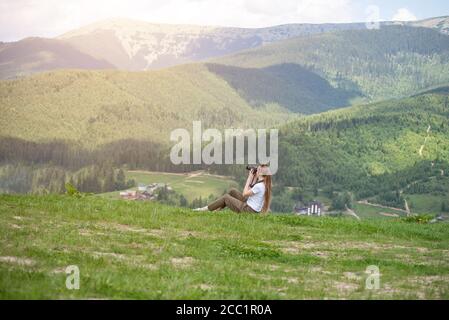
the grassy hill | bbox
[216,26,449,103]
[0,65,293,146]
[1,194,448,299]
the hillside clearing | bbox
[98,170,237,202]
[0,195,448,299]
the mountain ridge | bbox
[215,25,449,102]
[2,16,449,79]
[0,37,114,79]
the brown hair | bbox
[261,174,272,214]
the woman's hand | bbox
[243,167,257,197]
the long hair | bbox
[261,175,272,214]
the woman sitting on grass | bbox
[194,164,272,214]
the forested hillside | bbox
[0,65,293,146]
[206,63,358,114]
[269,89,449,212]
[217,26,449,102]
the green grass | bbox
[99,170,237,202]
[352,203,407,220]
[406,194,448,214]
[1,194,448,299]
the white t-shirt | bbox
[246,182,266,212]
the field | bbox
[1,194,448,299]
[294,191,407,220]
[405,194,448,215]
[99,170,238,202]
[352,203,407,220]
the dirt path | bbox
[404,198,411,217]
[345,205,361,221]
[357,200,408,213]
[379,212,400,217]
[419,125,431,157]
[186,171,205,179]
[128,170,188,176]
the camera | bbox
[246,165,257,174]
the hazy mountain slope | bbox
[0,66,293,146]
[0,37,114,79]
[57,18,368,70]
[2,16,449,79]
[216,26,449,103]
[55,16,449,72]
[406,16,449,35]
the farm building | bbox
[119,183,172,201]
[294,200,324,216]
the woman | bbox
[194,165,272,214]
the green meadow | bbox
[1,194,448,299]
[99,170,237,202]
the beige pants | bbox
[207,188,257,213]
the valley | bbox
[1,18,449,218]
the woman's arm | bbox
[242,171,255,198]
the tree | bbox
[179,195,188,207]
[126,179,136,189]
[115,169,127,190]
[103,168,115,192]
[442,201,449,213]
[331,192,353,210]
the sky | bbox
[1,0,449,41]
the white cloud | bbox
[148,0,354,28]
[0,0,354,41]
[392,8,417,21]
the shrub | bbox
[403,214,434,224]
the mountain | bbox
[54,16,449,71]
[215,25,449,103]
[2,17,449,79]
[0,37,114,79]
[57,18,368,71]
